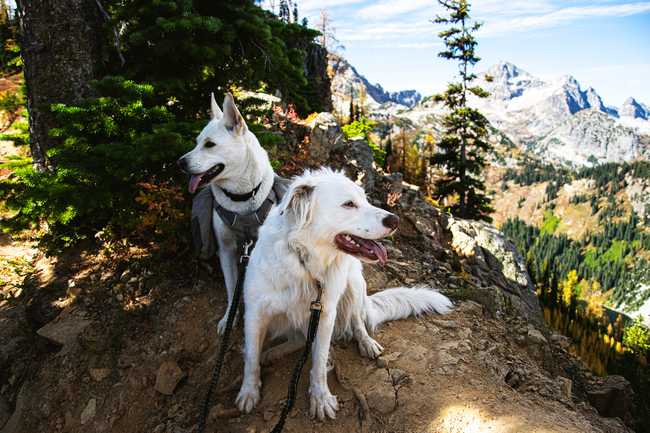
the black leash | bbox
[197,239,253,433]
[269,282,323,433]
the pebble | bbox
[366,387,396,414]
[376,357,389,368]
[154,360,186,395]
[80,398,96,425]
[390,368,409,385]
[89,368,111,382]
[526,328,548,345]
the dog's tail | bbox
[365,287,452,332]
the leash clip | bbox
[240,239,254,263]
[310,301,322,312]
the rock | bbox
[80,398,96,425]
[154,361,186,395]
[343,138,376,192]
[366,387,396,414]
[550,333,571,350]
[376,357,389,368]
[385,244,403,259]
[389,369,409,385]
[89,368,111,382]
[0,395,10,429]
[307,112,342,164]
[527,328,548,345]
[446,217,543,325]
[504,367,526,389]
[586,375,634,424]
[558,377,572,400]
[36,307,92,349]
[429,319,460,329]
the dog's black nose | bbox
[177,157,188,172]
[382,214,400,230]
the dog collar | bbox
[220,181,263,202]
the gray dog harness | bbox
[191,175,290,259]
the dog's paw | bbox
[216,315,228,335]
[235,384,260,413]
[358,336,384,359]
[309,386,338,420]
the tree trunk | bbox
[16,0,104,172]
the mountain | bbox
[404,61,649,166]
[537,110,642,165]
[620,97,650,120]
[328,53,421,117]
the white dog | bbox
[178,93,277,333]
[236,168,452,419]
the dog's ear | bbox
[210,92,223,120]
[282,182,315,231]
[223,93,246,135]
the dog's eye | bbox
[204,141,216,148]
[342,201,357,209]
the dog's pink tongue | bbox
[188,174,203,194]
[371,241,388,265]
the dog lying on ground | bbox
[236,168,453,419]
[177,93,280,333]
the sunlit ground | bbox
[431,404,555,433]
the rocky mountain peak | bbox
[584,87,606,112]
[620,97,649,119]
[487,61,526,81]
[328,53,422,112]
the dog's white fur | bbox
[236,168,453,419]
[179,94,275,333]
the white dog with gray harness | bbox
[178,93,288,333]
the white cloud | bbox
[339,21,433,41]
[370,41,443,49]
[481,2,650,36]
[357,0,434,20]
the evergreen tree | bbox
[279,0,290,22]
[0,0,20,76]
[430,0,493,221]
[384,135,393,171]
[292,2,299,23]
[349,85,355,123]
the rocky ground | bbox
[0,113,639,433]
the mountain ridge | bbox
[328,53,422,117]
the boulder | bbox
[36,307,92,349]
[306,114,377,192]
[340,137,376,192]
[306,112,342,165]
[446,217,543,325]
[586,375,634,424]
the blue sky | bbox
[264,0,650,107]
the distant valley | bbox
[327,54,650,323]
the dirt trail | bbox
[2,262,629,433]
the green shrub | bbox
[342,117,385,165]
[0,77,193,252]
[623,317,650,354]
